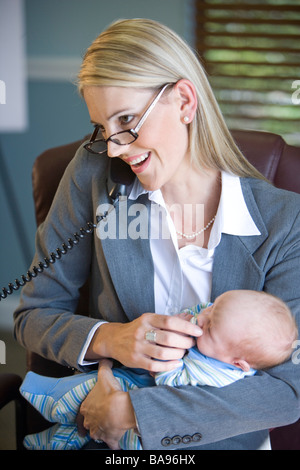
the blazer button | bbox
[192,433,202,442]
[171,435,182,445]
[161,437,171,446]
[182,435,192,444]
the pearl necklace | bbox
[175,214,216,239]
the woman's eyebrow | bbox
[107,108,133,120]
[90,108,135,127]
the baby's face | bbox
[195,300,234,363]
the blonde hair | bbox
[215,290,298,370]
[78,18,265,179]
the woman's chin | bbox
[138,178,162,192]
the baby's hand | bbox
[176,311,194,322]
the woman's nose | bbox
[107,139,133,159]
[107,140,123,158]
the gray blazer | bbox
[14,144,300,450]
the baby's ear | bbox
[232,359,251,372]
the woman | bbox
[14,19,300,450]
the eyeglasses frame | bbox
[84,83,172,155]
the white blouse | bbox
[129,171,260,314]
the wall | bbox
[0,0,194,296]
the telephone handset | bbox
[107,156,135,200]
[0,158,135,302]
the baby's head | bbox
[195,290,298,371]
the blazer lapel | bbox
[100,195,155,320]
[211,234,265,300]
[211,178,269,300]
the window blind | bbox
[195,0,300,145]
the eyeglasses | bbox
[84,83,172,155]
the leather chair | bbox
[0,129,300,449]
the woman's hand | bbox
[78,359,137,450]
[86,313,202,372]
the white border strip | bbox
[27,56,82,82]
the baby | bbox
[179,289,297,376]
[20,290,298,450]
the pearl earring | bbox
[183,116,189,123]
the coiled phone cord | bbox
[0,221,98,301]
[0,158,131,303]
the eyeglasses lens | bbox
[89,140,107,154]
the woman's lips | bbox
[127,152,149,165]
[125,152,151,174]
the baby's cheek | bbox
[196,336,204,353]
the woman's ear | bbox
[174,79,197,124]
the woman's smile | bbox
[124,151,152,173]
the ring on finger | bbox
[145,329,157,343]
